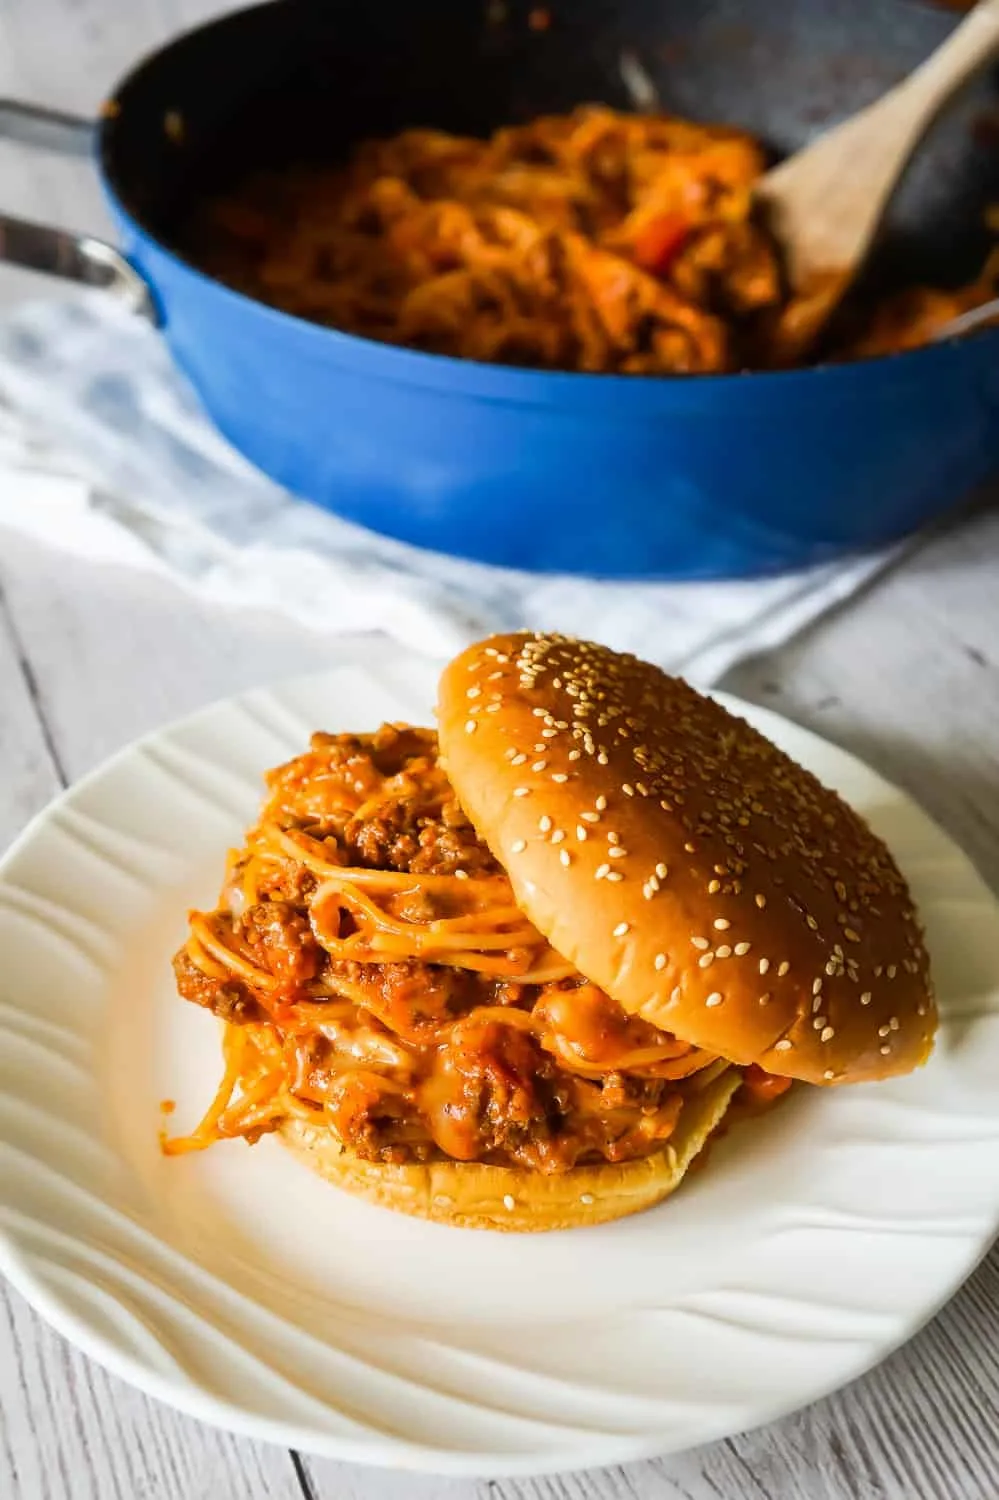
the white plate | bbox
[2,639,998,1477]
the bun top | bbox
[437,633,936,1085]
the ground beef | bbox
[261,725,501,878]
[422,1019,565,1169]
[172,950,265,1025]
[237,900,321,987]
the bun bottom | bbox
[278,1068,741,1232]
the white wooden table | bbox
[1,4,998,1496]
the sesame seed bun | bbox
[279,1064,740,1231]
[438,633,937,1086]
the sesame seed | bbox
[691,937,710,950]
[551,829,565,844]
[715,945,732,959]
[580,811,599,823]
[845,927,861,943]
[595,863,611,880]
[464,720,477,734]
[613,922,630,938]
[778,961,790,977]
[576,825,588,841]
[595,795,607,811]
[713,918,731,931]
[878,1024,891,1038]
[656,863,668,879]
[503,747,517,760]
[513,787,530,798]
[606,871,623,881]
[455,869,469,880]
[434,1193,454,1207]
[759,958,770,975]
[806,915,819,931]
[608,846,628,859]
[821,1026,835,1042]
[823,1070,835,1081]
[503,1194,516,1211]
[813,1015,826,1029]
[568,749,581,762]
[734,942,751,956]
[755,894,767,909]
[467,686,481,699]
[532,760,547,772]
[775,1039,792,1052]
[597,752,609,765]
[699,953,715,969]
[539,815,552,833]
[579,1192,595,1205]
[684,842,696,853]
[880,1044,892,1056]
[860,991,873,1005]
[654,953,667,971]
[510,753,527,766]
[812,995,823,1014]
[486,702,501,713]
[708,879,721,894]
[889,1016,899,1031]
[670,986,682,1002]
[552,773,568,784]
[887,965,897,979]
[511,839,527,854]
[607,831,620,844]
[759,993,771,1006]
[812,978,823,996]
[705,992,723,1008]
[560,849,571,867]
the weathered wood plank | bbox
[0,531,333,777]
[0,566,307,1500]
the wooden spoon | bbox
[756,0,999,358]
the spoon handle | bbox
[889,0,999,127]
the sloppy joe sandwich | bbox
[167,633,937,1231]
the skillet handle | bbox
[0,99,94,157]
[0,98,157,321]
[0,213,156,319]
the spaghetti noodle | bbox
[168,723,783,1173]
[191,105,999,374]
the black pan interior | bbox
[101,0,999,287]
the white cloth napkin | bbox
[0,296,896,682]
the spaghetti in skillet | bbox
[192,105,999,374]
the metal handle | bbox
[0,98,157,321]
[0,214,156,318]
[0,99,94,157]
